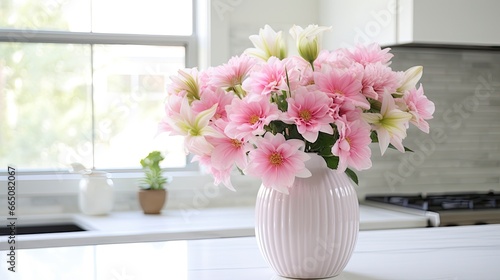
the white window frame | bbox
[0,0,211,195]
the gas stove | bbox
[364,191,500,227]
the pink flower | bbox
[313,64,369,109]
[224,95,280,140]
[403,84,435,133]
[314,49,353,71]
[245,133,312,194]
[191,88,234,121]
[198,68,217,93]
[332,119,372,172]
[283,86,334,142]
[286,56,314,86]
[242,57,291,96]
[208,120,250,171]
[337,99,362,123]
[210,136,248,170]
[346,43,393,66]
[159,25,436,192]
[158,95,183,134]
[195,119,251,191]
[313,50,331,71]
[193,154,236,191]
[361,62,403,100]
[210,55,257,91]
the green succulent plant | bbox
[140,151,168,190]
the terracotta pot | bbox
[138,189,168,214]
[255,153,359,279]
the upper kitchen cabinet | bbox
[319,0,500,49]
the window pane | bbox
[0,43,92,170]
[92,0,193,35]
[92,44,186,169]
[0,0,91,32]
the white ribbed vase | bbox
[255,153,359,279]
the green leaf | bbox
[345,168,359,185]
[368,99,382,112]
[307,131,337,154]
[267,120,288,135]
[370,131,379,143]
[140,151,164,170]
[388,143,414,152]
[403,146,414,152]
[322,155,339,170]
[140,151,167,189]
[275,90,289,112]
[236,166,245,176]
[286,123,303,140]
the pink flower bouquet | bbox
[159,24,435,194]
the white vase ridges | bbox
[255,153,359,279]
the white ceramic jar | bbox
[78,171,114,215]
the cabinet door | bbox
[411,0,500,46]
[319,0,398,50]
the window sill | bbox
[4,171,205,195]
[0,171,262,215]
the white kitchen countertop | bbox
[0,205,428,249]
[1,224,499,279]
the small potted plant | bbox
[138,151,169,214]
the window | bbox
[0,0,197,172]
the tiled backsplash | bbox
[2,47,499,215]
[357,47,500,197]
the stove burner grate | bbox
[366,191,500,212]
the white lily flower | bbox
[290,24,332,64]
[397,66,423,93]
[244,25,287,61]
[169,68,200,102]
[167,98,220,155]
[363,92,412,155]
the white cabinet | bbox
[319,0,399,49]
[319,0,500,49]
[403,0,500,46]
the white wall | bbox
[209,0,319,67]
[318,0,500,50]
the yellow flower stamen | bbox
[269,152,283,166]
[299,110,312,121]
[230,139,242,148]
[249,115,260,125]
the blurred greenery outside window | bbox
[0,0,196,172]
